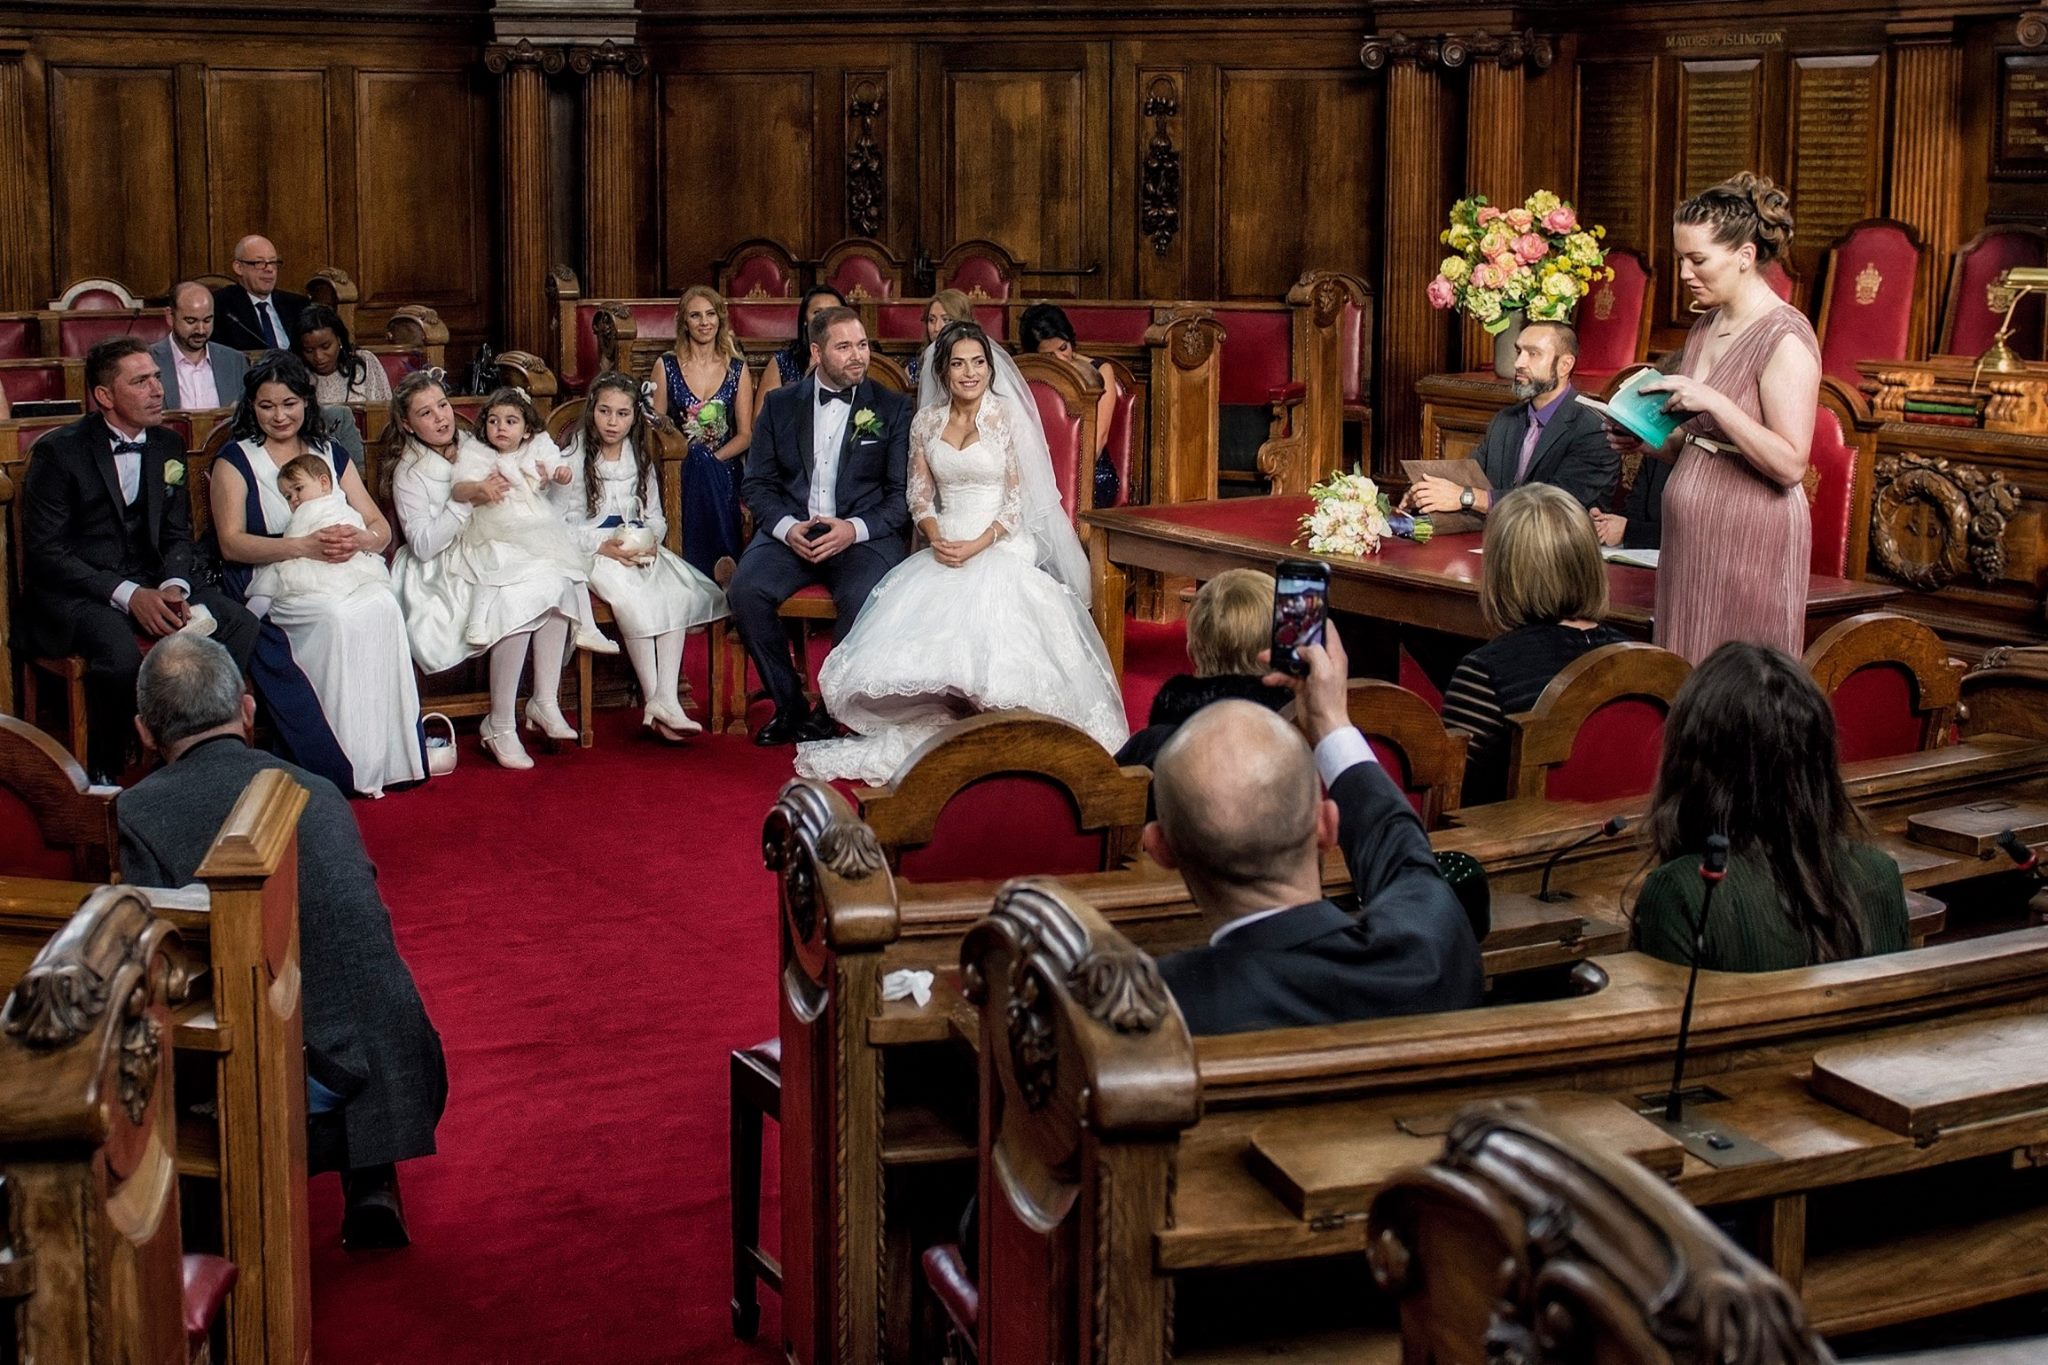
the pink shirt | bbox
[171,346,218,409]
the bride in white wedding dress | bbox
[794,322,1129,783]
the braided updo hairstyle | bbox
[1672,172,1795,264]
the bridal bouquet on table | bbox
[1427,190,1611,333]
[1300,471,1432,557]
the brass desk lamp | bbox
[1977,265,2048,376]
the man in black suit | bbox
[21,336,258,779]
[1146,622,1484,1035]
[729,306,913,745]
[1406,321,1618,517]
[1593,451,1671,551]
[210,234,309,352]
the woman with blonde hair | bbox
[907,289,977,388]
[1115,567,1290,768]
[1440,483,1626,805]
[652,285,754,575]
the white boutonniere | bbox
[164,459,186,488]
[852,408,882,439]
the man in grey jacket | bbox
[147,282,248,411]
[118,634,446,1249]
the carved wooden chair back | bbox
[1807,375,1874,578]
[1803,612,1962,762]
[1506,642,1692,802]
[717,237,803,300]
[1346,680,1469,829]
[1575,247,1654,378]
[853,712,1152,879]
[1939,223,2048,360]
[939,239,1021,302]
[1015,351,1103,527]
[818,237,906,302]
[1959,644,2048,742]
[0,714,117,881]
[1368,1101,1834,1365]
[1816,218,1925,384]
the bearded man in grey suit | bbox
[147,282,248,411]
[117,634,447,1249]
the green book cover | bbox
[1579,368,1683,450]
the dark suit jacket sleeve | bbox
[155,436,197,581]
[1620,455,1667,549]
[1472,408,1517,493]
[22,429,126,605]
[1546,404,1622,510]
[742,388,809,533]
[1330,759,1450,906]
[864,390,913,542]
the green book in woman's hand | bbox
[1580,368,1683,450]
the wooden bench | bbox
[0,768,312,1365]
[0,884,237,1365]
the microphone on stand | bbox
[1995,829,2043,881]
[1664,833,1730,1123]
[1536,815,1630,903]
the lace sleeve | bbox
[908,414,938,525]
[990,402,1023,538]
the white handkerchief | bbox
[881,969,935,1009]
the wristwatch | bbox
[1459,486,1476,512]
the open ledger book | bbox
[1601,547,1660,570]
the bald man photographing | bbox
[1146,621,1483,1034]
[211,234,309,352]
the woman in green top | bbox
[1633,641,1909,972]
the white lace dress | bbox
[794,401,1128,783]
[552,437,729,638]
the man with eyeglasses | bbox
[211,234,310,353]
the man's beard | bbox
[1510,363,1558,402]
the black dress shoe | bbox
[341,1164,409,1251]
[799,707,840,742]
[753,712,804,746]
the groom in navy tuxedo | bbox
[730,306,913,745]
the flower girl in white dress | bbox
[553,373,729,741]
[794,323,1128,783]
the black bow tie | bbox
[817,385,854,405]
[111,438,147,456]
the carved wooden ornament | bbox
[1870,452,2022,590]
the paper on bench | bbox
[1601,547,1660,570]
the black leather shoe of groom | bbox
[799,705,840,742]
[754,711,806,747]
[341,1164,409,1251]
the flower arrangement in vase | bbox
[1428,191,1612,341]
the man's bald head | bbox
[167,282,215,354]
[1152,700,1322,893]
[231,235,282,297]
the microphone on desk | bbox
[1536,816,1630,903]
[1664,833,1730,1123]
[1996,829,2043,882]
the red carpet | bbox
[311,620,1189,1363]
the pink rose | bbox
[1504,208,1535,232]
[1511,233,1549,265]
[1426,275,1456,309]
[1475,206,1502,225]
[1471,261,1506,290]
[1542,206,1578,233]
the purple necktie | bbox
[1515,415,1542,483]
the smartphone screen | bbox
[1270,560,1330,677]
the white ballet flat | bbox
[523,699,579,743]
[479,716,534,770]
[575,629,621,655]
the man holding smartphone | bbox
[1142,621,1484,1035]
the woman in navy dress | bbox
[208,353,425,797]
[651,286,754,575]
[751,284,848,426]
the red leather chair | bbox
[0,360,70,405]
[1803,612,1962,763]
[717,238,801,301]
[1347,681,1468,829]
[1019,352,1101,524]
[1505,643,1692,802]
[1763,259,1797,303]
[1212,306,1295,489]
[818,237,905,302]
[1061,304,1157,348]
[0,315,39,360]
[1098,357,1141,507]
[874,301,927,342]
[1574,247,1652,381]
[939,238,1020,302]
[0,713,118,880]
[374,350,424,389]
[851,712,1152,880]
[1816,219,1925,385]
[1805,377,1871,579]
[920,1243,979,1363]
[727,300,800,341]
[1939,224,2048,360]
[50,278,144,310]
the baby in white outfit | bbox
[248,453,392,602]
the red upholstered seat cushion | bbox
[1028,379,1086,521]
[182,1253,239,1343]
[973,305,1007,340]
[727,255,795,300]
[1763,261,1795,302]
[827,256,895,301]
[921,1243,979,1337]
[378,351,422,387]
[1830,662,1924,763]
[1067,307,1155,347]
[60,314,167,358]
[160,415,193,446]
[895,774,1104,882]
[1806,404,1854,577]
[729,301,799,340]
[0,362,66,403]
[1946,230,2045,359]
[1576,251,1649,374]
[1543,698,1668,803]
[1366,737,1427,821]
[1213,309,1293,406]
[876,303,925,342]
[1819,224,1921,384]
[0,317,35,360]
[947,256,1012,302]
[0,786,79,880]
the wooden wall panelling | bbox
[1217,66,1377,302]
[205,68,333,280]
[574,43,644,298]
[1672,56,1766,321]
[919,42,1110,299]
[49,65,181,295]
[1890,32,1964,355]
[1576,57,1659,289]
[1789,53,1887,312]
[0,42,40,310]
[1461,59,1526,367]
[657,60,817,294]
[1376,57,1456,471]
[352,67,493,333]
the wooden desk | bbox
[1081,496,1899,674]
